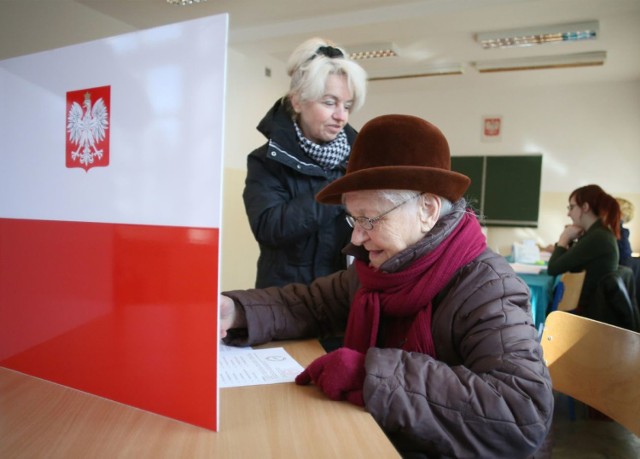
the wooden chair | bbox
[540,311,640,435]
[553,271,586,312]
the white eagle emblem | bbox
[67,91,109,167]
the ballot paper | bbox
[219,344,305,388]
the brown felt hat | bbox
[316,114,470,204]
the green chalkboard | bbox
[451,155,542,227]
[450,156,484,213]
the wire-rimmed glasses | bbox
[345,193,422,231]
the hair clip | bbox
[314,45,344,59]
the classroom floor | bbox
[551,393,640,458]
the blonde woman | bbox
[616,197,634,265]
[243,37,367,288]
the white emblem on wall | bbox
[66,87,110,171]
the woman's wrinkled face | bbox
[344,190,438,269]
[291,74,353,144]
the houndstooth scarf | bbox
[294,121,350,170]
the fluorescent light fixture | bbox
[473,51,606,73]
[476,21,599,49]
[367,64,464,81]
[166,0,207,5]
[348,43,399,60]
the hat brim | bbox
[316,166,470,204]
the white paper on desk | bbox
[220,343,253,353]
[510,262,544,274]
[218,346,305,388]
[513,240,541,264]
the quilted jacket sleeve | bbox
[223,267,357,346]
[242,147,343,247]
[363,256,554,458]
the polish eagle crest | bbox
[67,91,109,168]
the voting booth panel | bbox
[0,15,228,431]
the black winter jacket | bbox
[243,98,357,288]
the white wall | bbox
[349,78,640,255]
[221,49,640,290]
[220,49,288,290]
[350,79,640,195]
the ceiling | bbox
[1,0,639,90]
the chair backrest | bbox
[541,311,640,435]
[555,271,586,312]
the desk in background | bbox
[515,271,556,331]
[0,340,400,459]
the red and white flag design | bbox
[0,14,228,431]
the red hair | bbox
[570,184,621,239]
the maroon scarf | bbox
[343,212,486,357]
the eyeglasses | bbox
[567,204,577,211]
[345,193,422,231]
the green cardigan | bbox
[547,219,619,311]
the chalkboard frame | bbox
[451,154,542,227]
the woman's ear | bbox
[290,94,301,114]
[419,194,441,233]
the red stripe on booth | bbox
[0,218,219,430]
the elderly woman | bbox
[243,37,368,288]
[222,115,553,458]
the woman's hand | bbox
[558,224,584,248]
[295,348,366,406]
[219,295,237,339]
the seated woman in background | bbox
[616,197,640,308]
[547,184,621,316]
[616,197,634,266]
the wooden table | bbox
[0,340,400,459]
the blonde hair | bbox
[286,37,367,113]
[616,197,634,223]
